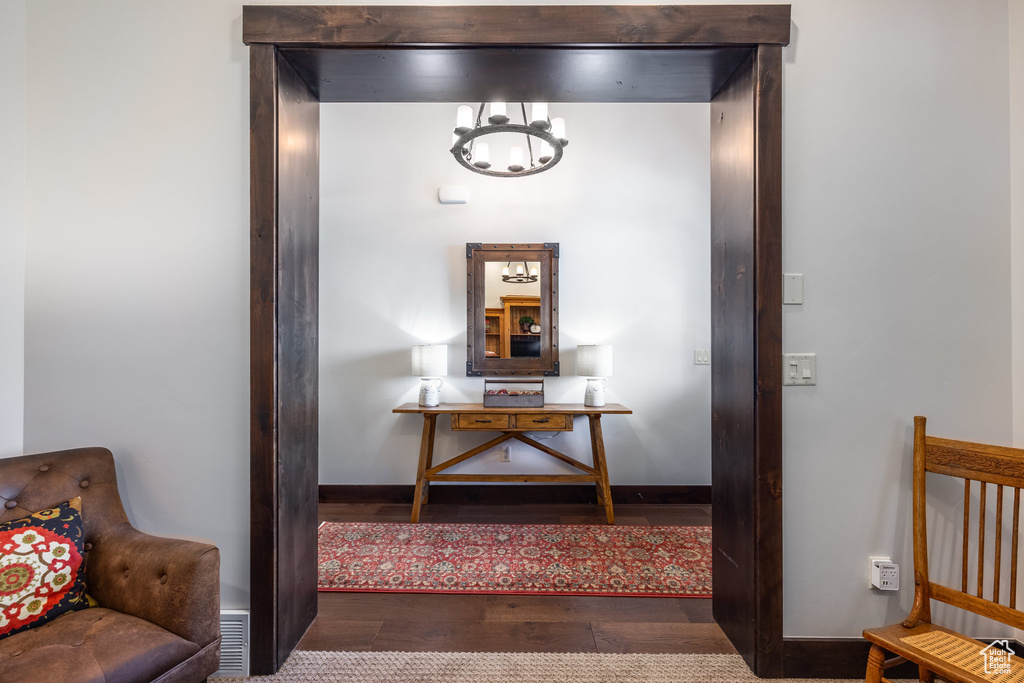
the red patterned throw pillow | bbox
[0,497,90,639]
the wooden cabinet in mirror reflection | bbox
[485,295,541,359]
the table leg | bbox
[588,422,605,508]
[589,414,615,524]
[421,422,436,506]
[411,413,437,523]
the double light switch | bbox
[783,353,816,386]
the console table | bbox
[393,402,632,524]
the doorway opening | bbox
[246,4,788,677]
[311,99,716,651]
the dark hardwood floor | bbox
[298,501,733,654]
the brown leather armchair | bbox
[0,447,220,682]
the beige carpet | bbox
[214,651,864,682]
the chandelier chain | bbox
[520,103,536,168]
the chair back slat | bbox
[977,482,987,598]
[994,484,1004,604]
[915,417,1024,626]
[1013,488,1020,609]
[962,478,970,593]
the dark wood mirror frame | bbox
[466,243,559,377]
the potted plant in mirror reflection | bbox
[519,315,534,333]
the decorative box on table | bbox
[483,379,544,407]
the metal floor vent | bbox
[211,610,249,677]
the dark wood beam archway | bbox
[244,5,789,676]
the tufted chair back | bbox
[0,448,221,682]
[0,447,130,550]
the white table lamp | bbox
[411,344,448,407]
[577,344,613,407]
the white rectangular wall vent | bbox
[211,610,249,678]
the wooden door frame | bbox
[244,5,789,676]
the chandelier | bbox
[451,102,568,177]
[502,261,538,283]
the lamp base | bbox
[418,377,443,407]
[583,378,607,407]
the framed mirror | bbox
[466,243,559,376]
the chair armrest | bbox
[86,522,220,647]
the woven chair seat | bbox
[864,622,1024,683]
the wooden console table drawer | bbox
[515,413,572,431]
[452,413,511,430]
[451,412,573,431]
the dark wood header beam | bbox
[242,4,791,47]
[278,46,754,102]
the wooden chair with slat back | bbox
[864,416,1024,683]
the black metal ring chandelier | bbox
[450,103,568,178]
[501,261,538,283]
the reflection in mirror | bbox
[467,244,558,376]
[484,261,541,358]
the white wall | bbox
[1011,0,1024,643]
[781,0,1012,637]
[22,1,252,608]
[0,0,26,458]
[318,103,712,485]
[17,0,1019,641]
[1012,0,1024,449]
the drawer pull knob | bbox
[535,418,550,423]
[475,419,492,423]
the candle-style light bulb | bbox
[530,102,550,130]
[538,141,553,164]
[508,146,524,172]
[502,265,510,277]
[516,264,525,276]
[530,266,538,277]
[551,117,567,145]
[488,102,509,125]
[455,105,473,135]
[472,142,491,169]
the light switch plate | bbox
[783,274,803,304]
[783,353,816,385]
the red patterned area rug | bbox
[317,522,711,597]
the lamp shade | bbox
[411,344,448,377]
[577,345,612,377]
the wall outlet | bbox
[870,557,899,591]
[501,444,511,462]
